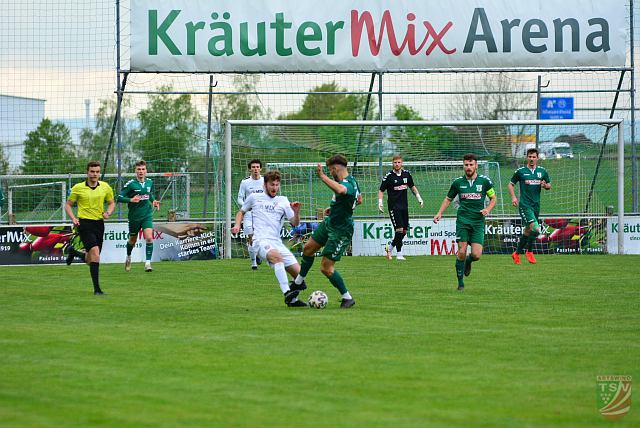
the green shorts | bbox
[456,220,485,245]
[518,206,540,226]
[311,219,352,261]
[129,216,154,236]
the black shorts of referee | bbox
[78,218,105,251]
[389,208,409,230]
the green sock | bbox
[455,259,465,286]
[516,235,527,254]
[526,235,535,252]
[299,255,315,278]
[145,242,153,261]
[328,270,348,295]
[126,242,134,256]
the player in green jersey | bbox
[291,155,362,308]
[508,148,551,265]
[117,160,160,272]
[434,154,497,291]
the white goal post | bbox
[224,119,625,258]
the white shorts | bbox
[243,212,254,236]
[252,239,298,268]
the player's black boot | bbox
[286,298,308,307]
[289,280,307,292]
[284,289,300,305]
[340,298,356,309]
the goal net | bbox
[224,119,624,258]
[8,181,67,223]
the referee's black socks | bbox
[89,262,101,293]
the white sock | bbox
[248,244,257,265]
[294,274,305,285]
[274,263,290,293]
[396,251,402,257]
[145,260,151,263]
[341,292,352,300]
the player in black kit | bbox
[378,155,424,260]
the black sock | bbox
[89,262,101,292]
[396,231,406,252]
[392,231,403,251]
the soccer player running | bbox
[237,159,265,270]
[64,161,115,295]
[508,148,551,264]
[433,154,497,291]
[291,155,361,309]
[117,160,160,272]
[231,170,307,307]
[378,155,424,260]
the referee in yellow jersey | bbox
[64,161,115,295]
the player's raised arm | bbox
[288,201,301,227]
[316,163,347,194]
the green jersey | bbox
[510,166,550,209]
[447,174,495,223]
[117,178,155,220]
[327,175,360,231]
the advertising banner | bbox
[131,0,626,72]
[0,223,220,265]
[352,216,608,256]
[607,216,640,254]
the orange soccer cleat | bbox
[525,251,537,264]
[511,251,521,265]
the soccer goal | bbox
[224,119,625,258]
[8,181,67,223]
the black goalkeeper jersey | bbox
[379,169,415,210]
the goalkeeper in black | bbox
[378,155,423,260]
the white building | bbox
[0,94,45,171]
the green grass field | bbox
[1,256,639,427]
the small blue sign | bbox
[540,97,574,119]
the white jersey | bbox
[237,176,265,206]
[241,193,295,242]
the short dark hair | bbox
[326,155,348,167]
[463,153,477,162]
[264,170,281,184]
[248,159,262,169]
[135,160,147,167]
[87,161,101,171]
[526,148,539,156]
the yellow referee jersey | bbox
[68,181,114,220]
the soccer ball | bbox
[308,290,328,309]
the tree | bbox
[79,98,134,173]
[449,73,533,161]
[279,82,376,121]
[0,145,9,174]
[133,86,202,173]
[388,104,462,160]
[22,118,78,174]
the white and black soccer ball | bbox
[308,290,328,309]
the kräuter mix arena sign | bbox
[130,0,626,72]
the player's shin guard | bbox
[527,223,540,252]
[145,242,153,262]
[273,262,290,293]
[89,262,101,292]
[248,244,257,265]
[392,231,403,251]
[299,255,314,278]
[396,231,406,252]
[516,234,528,254]
[328,270,348,295]
[126,242,134,256]
[455,259,465,286]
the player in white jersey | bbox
[237,159,265,270]
[232,170,307,307]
